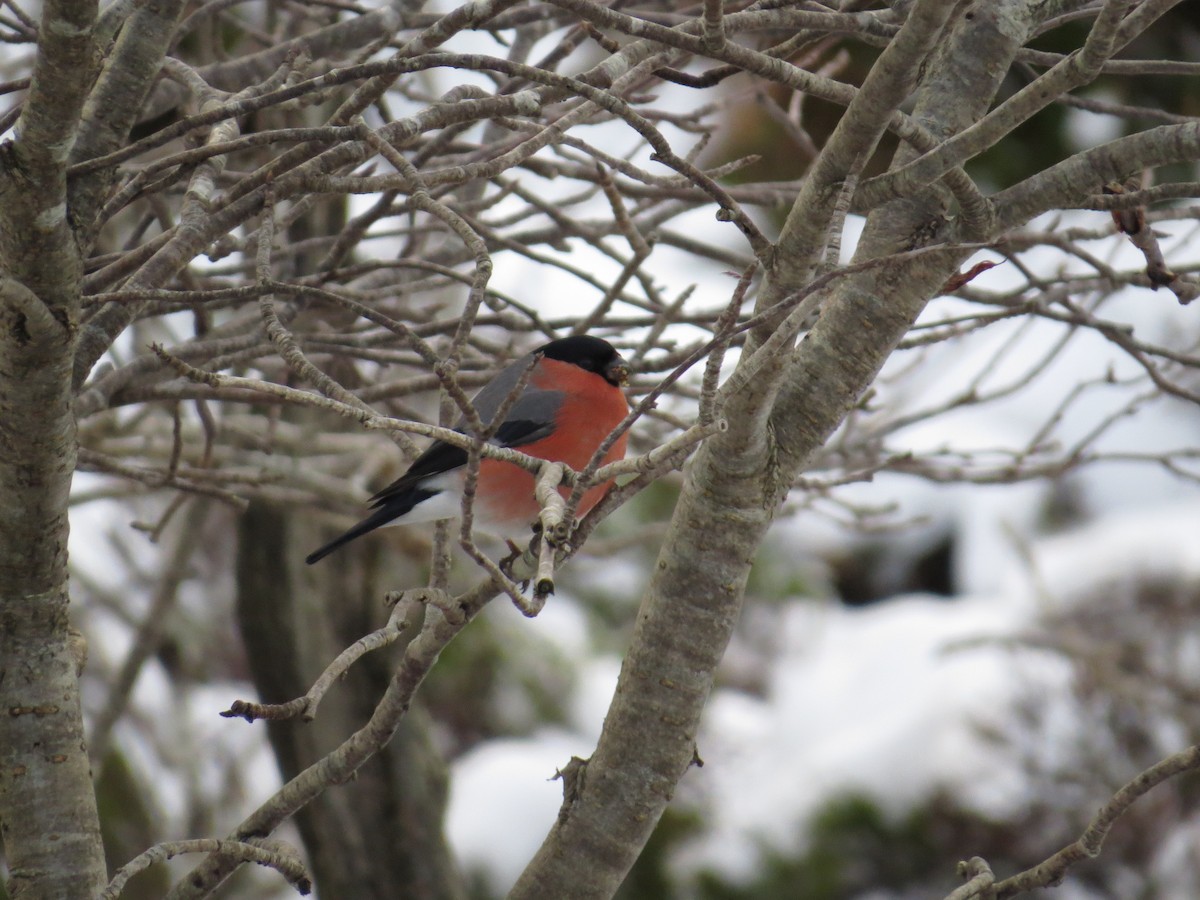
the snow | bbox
[446,730,594,890]
[440,492,1200,890]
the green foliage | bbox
[745,537,824,604]
[693,793,956,900]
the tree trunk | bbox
[0,0,108,895]
[235,502,467,899]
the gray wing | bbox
[464,351,562,446]
[307,354,564,564]
[369,354,563,499]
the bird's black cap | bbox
[536,336,628,386]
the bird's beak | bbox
[606,356,630,388]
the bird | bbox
[305,335,630,564]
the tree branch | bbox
[856,0,1169,209]
[103,838,312,899]
[69,0,186,246]
[165,584,497,898]
[992,121,1200,230]
[988,745,1200,898]
[0,1,108,896]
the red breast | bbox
[474,357,629,527]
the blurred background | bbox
[10,0,1200,897]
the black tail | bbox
[305,490,432,564]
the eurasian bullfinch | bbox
[305,335,630,564]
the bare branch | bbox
[989,745,1200,899]
[103,838,312,899]
[221,598,416,724]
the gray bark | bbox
[0,0,108,895]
